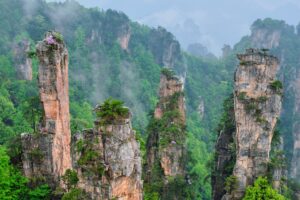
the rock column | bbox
[72,115,143,200]
[232,49,282,199]
[22,31,71,185]
[145,69,187,199]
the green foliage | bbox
[147,110,186,148]
[243,177,286,200]
[144,191,160,200]
[237,92,247,101]
[212,95,236,199]
[251,18,289,32]
[161,67,176,80]
[76,138,105,178]
[75,139,84,153]
[240,61,253,66]
[70,102,94,134]
[162,176,192,200]
[77,149,99,166]
[135,130,146,163]
[270,80,283,93]
[52,32,64,43]
[0,146,28,199]
[255,116,268,125]
[244,101,258,113]
[239,96,270,127]
[285,180,300,200]
[6,136,23,167]
[2,2,297,199]
[143,160,164,199]
[62,188,89,200]
[29,184,51,200]
[225,175,238,193]
[167,92,184,110]
[95,98,129,125]
[27,50,37,59]
[29,147,44,163]
[257,96,268,103]
[23,96,43,132]
[62,169,79,191]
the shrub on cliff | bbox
[243,177,286,200]
[62,188,90,200]
[95,98,130,124]
[270,80,283,93]
[62,169,79,191]
[161,67,176,80]
[225,175,238,194]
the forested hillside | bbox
[212,19,300,200]
[1,0,300,199]
[0,0,235,199]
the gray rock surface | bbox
[231,49,282,199]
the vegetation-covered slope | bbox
[2,0,300,199]
[0,0,235,199]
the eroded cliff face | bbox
[152,72,185,176]
[250,28,281,49]
[198,96,205,120]
[154,73,186,123]
[148,27,185,80]
[72,117,142,200]
[145,69,187,199]
[12,40,32,80]
[290,70,300,179]
[212,96,236,200]
[117,25,131,50]
[21,31,71,185]
[230,49,282,199]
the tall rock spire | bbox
[36,31,71,177]
[231,49,282,199]
[145,68,188,199]
[22,31,71,186]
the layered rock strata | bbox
[21,31,71,185]
[231,49,282,199]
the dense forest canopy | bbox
[0,0,300,199]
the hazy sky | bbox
[47,0,300,55]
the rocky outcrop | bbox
[250,28,281,49]
[21,31,71,185]
[198,96,205,120]
[145,69,187,199]
[230,49,282,199]
[148,27,181,70]
[21,133,57,187]
[117,26,131,50]
[12,40,32,80]
[154,71,185,123]
[248,19,299,185]
[72,116,143,200]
